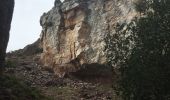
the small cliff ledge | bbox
[40,0,137,76]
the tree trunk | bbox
[0,0,14,67]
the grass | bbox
[5,59,18,68]
[46,86,78,100]
[0,74,50,100]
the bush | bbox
[0,74,49,100]
[5,60,17,68]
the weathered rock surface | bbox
[40,0,137,75]
[0,0,14,67]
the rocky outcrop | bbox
[0,0,14,67]
[22,39,42,56]
[40,0,138,76]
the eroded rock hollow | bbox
[0,0,14,67]
[40,0,137,76]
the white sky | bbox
[7,0,64,52]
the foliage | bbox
[134,0,150,13]
[105,0,170,100]
[0,74,49,100]
[105,21,137,69]
[5,60,17,68]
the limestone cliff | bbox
[0,0,14,67]
[40,0,137,75]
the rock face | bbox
[0,0,14,67]
[40,0,137,75]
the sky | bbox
[7,0,63,52]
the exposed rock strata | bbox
[40,0,137,76]
[0,0,14,67]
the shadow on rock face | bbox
[69,63,113,84]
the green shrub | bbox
[5,60,17,68]
[0,74,49,100]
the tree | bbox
[106,0,170,99]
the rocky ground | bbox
[4,52,119,100]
